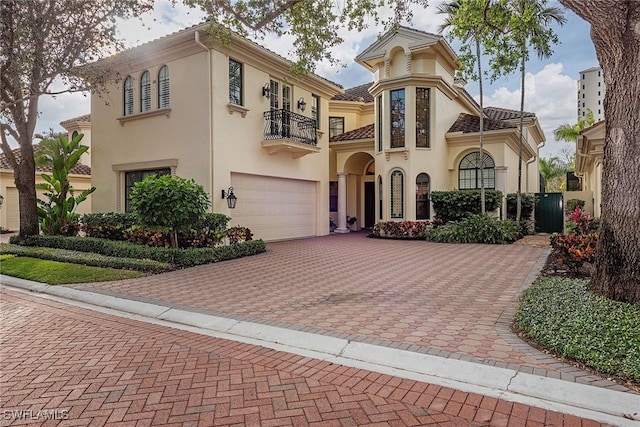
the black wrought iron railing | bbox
[263,109,317,146]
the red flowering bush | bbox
[370,221,431,239]
[550,232,598,275]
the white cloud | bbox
[481,63,578,158]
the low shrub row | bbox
[425,214,520,244]
[515,277,640,383]
[11,235,266,268]
[81,212,232,248]
[0,244,170,272]
[369,221,431,239]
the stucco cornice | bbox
[328,100,373,114]
[329,139,374,153]
[369,75,480,115]
[446,129,536,162]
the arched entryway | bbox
[342,152,375,230]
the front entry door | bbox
[364,182,375,228]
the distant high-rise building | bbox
[577,67,605,122]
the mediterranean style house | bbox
[90,24,545,241]
[0,115,92,232]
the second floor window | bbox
[390,89,405,148]
[140,71,151,112]
[416,88,430,148]
[311,94,320,128]
[123,76,133,116]
[229,59,243,105]
[329,117,344,137]
[158,65,170,108]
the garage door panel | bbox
[230,173,316,241]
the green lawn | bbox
[0,255,145,284]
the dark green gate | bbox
[535,192,563,233]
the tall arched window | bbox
[390,170,404,219]
[458,152,495,190]
[158,65,170,108]
[123,76,133,116]
[140,70,151,112]
[378,175,383,220]
[71,131,79,140]
[416,173,430,220]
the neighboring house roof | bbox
[329,124,374,142]
[60,114,91,126]
[580,120,606,135]
[331,83,374,102]
[448,113,516,133]
[483,107,536,121]
[0,145,91,175]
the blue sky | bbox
[32,0,597,159]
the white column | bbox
[335,172,350,233]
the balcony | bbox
[262,109,320,158]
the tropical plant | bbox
[128,175,210,248]
[539,156,569,192]
[0,0,155,238]
[558,0,640,304]
[35,133,95,236]
[553,109,595,143]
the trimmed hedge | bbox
[425,214,519,244]
[506,193,536,220]
[431,190,503,223]
[370,221,431,239]
[0,243,170,272]
[10,235,266,268]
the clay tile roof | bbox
[60,114,91,126]
[448,113,516,133]
[330,124,374,142]
[332,83,374,102]
[0,145,91,175]
[483,106,535,121]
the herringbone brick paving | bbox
[0,288,610,426]
[66,233,627,391]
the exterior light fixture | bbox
[297,97,306,112]
[262,83,271,98]
[222,187,238,209]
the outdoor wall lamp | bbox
[262,83,271,98]
[222,187,238,209]
[297,97,307,112]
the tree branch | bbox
[0,123,19,169]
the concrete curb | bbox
[1,275,638,426]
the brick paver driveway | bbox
[68,233,560,371]
[0,288,609,426]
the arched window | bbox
[458,152,495,190]
[140,71,151,112]
[123,76,133,116]
[378,175,383,220]
[390,170,404,219]
[158,65,170,108]
[71,131,79,140]
[416,173,430,220]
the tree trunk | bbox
[14,140,39,238]
[516,53,525,224]
[559,0,640,304]
[477,39,485,214]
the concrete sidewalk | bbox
[2,277,638,426]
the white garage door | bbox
[230,173,317,241]
[4,188,19,231]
